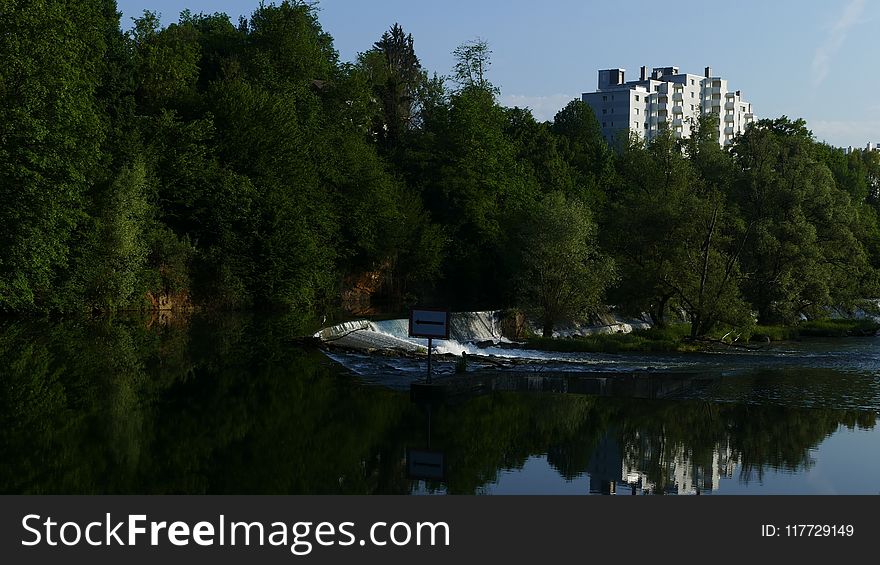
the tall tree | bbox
[605,118,751,337]
[731,117,872,323]
[451,38,497,94]
[362,23,424,148]
[551,100,614,208]
[0,0,108,311]
[604,131,691,327]
[513,192,614,337]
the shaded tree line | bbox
[3,1,880,337]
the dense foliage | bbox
[3,1,880,336]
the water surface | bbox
[1,315,877,494]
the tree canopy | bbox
[3,1,880,339]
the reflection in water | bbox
[0,315,877,494]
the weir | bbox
[314,311,507,355]
[314,310,651,357]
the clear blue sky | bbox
[116,0,880,148]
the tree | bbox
[420,85,531,306]
[129,11,200,115]
[362,23,424,148]
[513,192,614,337]
[0,0,108,311]
[551,100,613,208]
[731,117,873,323]
[604,130,692,327]
[605,118,751,337]
[504,107,575,196]
[451,38,498,94]
[64,159,152,311]
[677,114,752,337]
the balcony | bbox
[672,105,683,114]
[672,92,683,101]
[725,101,735,110]
[724,113,735,122]
[672,118,683,127]
[724,126,734,135]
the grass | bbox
[743,325,799,342]
[522,318,880,353]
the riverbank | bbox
[524,325,700,353]
[523,319,880,354]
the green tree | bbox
[426,86,530,306]
[451,38,497,94]
[362,23,425,148]
[677,115,752,337]
[504,107,575,196]
[513,192,614,337]
[731,117,872,323]
[65,159,152,311]
[604,131,691,327]
[551,100,614,208]
[0,0,108,311]
[606,118,751,337]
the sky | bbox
[115,0,880,148]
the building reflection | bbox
[587,432,739,495]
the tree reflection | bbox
[1,317,876,494]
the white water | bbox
[314,311,509,356]
[315,310,654,360]
[314,311,670,377]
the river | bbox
[1,314,878,494]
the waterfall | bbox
[315,311,507,355]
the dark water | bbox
[1,315,878,495]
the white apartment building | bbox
[844,143,880,155]
[582,66,755,146]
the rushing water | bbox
[1,314,878,494]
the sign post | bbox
[408,309,450,384]
[427,337,433,383]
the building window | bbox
[634,122,639,128]
[654,86,659,92]
[635,95,640,101]
[635,108,640,115]
[602,122,606,127]
[603,109,607,114]
[691,104,694,111]
[690,92,694,98]
[602,95,607,102]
